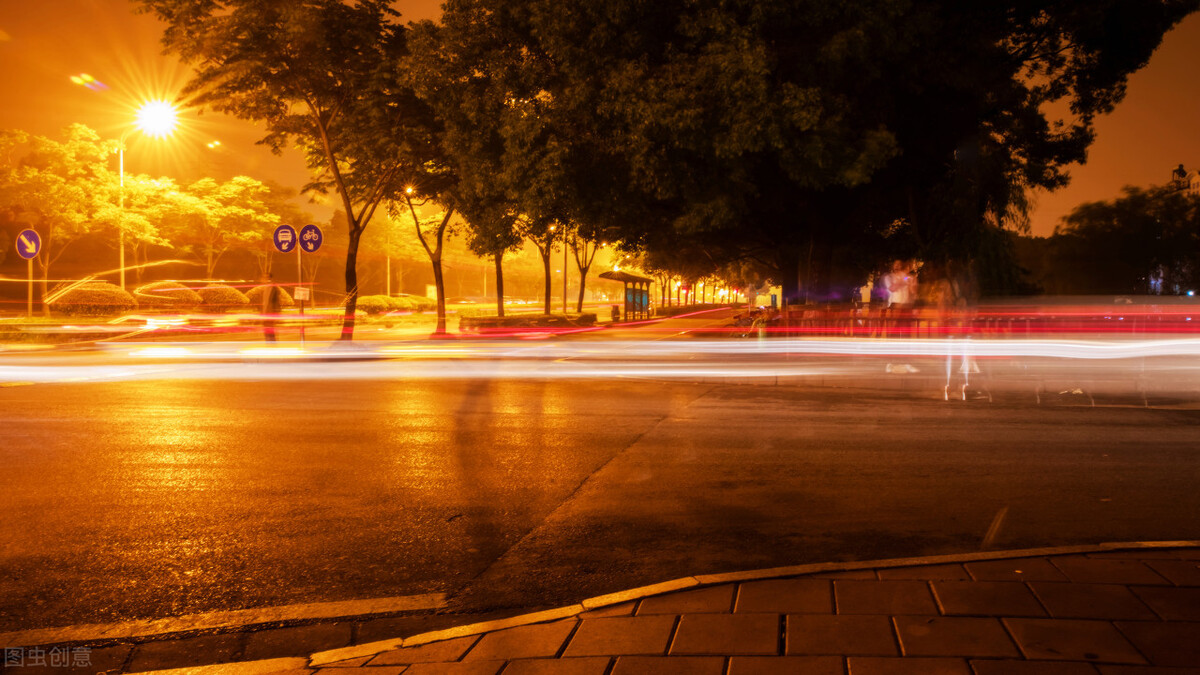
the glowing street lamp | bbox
[117,99,178,290]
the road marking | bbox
[981,506,1009,550]
[0,593,446,648]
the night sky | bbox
[2,0,1197,236]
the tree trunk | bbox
[541,249,552,314]
[432,254,447,335]
[341,228,362,340]
[39,265,50,317]
[575,264,590,313]
[494,255,505,318]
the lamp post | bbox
[117,100,178,290]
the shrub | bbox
[408,295,436,312]
[245,284,295,308]
[48,282,136,317]
[460,312,597,332]
[133,281,203,309]
[195,284,250,312]
[386,296,414,311]
[356,295,392,315]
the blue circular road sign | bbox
[299,224,323,253]
[273,224,297,253]
[16,229,41,260]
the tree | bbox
[396,192,456,334]
[461,200,522,317]
[162,176,279,279]
[429,0,1198,304]
[1048,186,1200,294]
[568,222,608,313]
[93,174,177,285]
[248,182,315,278]
[0,125,113,309]
[136,0,441,339]
[517,215,562,315]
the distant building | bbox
[1170,163,1200,195]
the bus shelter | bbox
[599,270,653,321]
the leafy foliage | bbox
[133,281,203,308]
[47,282,136,316]
[195,283,251,312]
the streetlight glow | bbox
[134,100,178,138]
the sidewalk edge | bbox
[307,540,1200,666]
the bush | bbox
[195,284,250,312]
[48,282,136,317]
[245,284,295,308]
[133,281,203,309]
[409,295,436,312]
[388,296,416,311]
[460,312,597,333]
[355,295,392,315]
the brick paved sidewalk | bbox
[287,546,1200,675]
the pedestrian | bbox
[261,273,281,342]
[611,304,621,323]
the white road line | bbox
[0,593,447,648]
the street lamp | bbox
[117,99,178,289]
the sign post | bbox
[16,229,42,317]
[296,224,323,345]
[272,225,297,342]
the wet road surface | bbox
[2,371,1200,631]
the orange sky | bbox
[1,1,1197,237]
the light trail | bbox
[0,338,1198,399]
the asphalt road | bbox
[2,369,1200,632]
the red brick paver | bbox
[785,614,898,656]
[1143,559,1200,586]
[877,563,970,580]
[669,613,779,655]
[1129,585,1200,620]
[969,660,1100,674]
[1114,621,1200,667]
[1030,582,1159,620]
[500,657,612,675]
[893,615,1019,658]
[561,615,676,657]
[462,619,577,661]
[609,655,724,674]
[835,579,938,615]
[932,580,1047,617]
[845,656,970,674]
[727,655,844,675]
[635,585,734,615]
[965,558,1070,582]
[735,578,833,614]
[1050,557,1171,586]
[403,662,504,675]
[1003,618,1146,664]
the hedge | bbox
[355,295,393,315]
[195,284,250,312]
[245,284,295,308]
[133,281,203,309]
[48,282,137,317]
[460,313,597,333]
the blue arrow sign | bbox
[16,229,41,260]
[299,224,323,253]
[273,224,297,253]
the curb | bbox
[139,657,307,675]
[0,594,446,649]
[307,540,1200,667]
